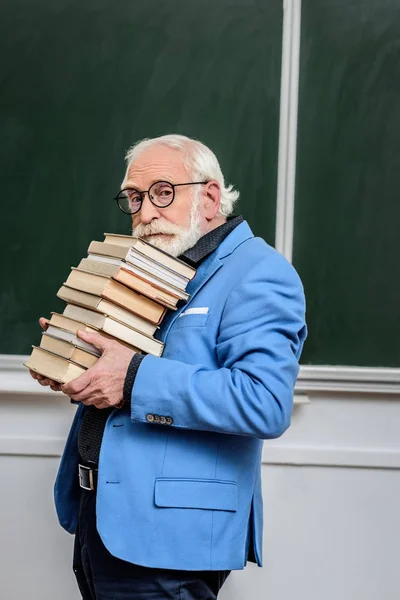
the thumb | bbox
[39,317,50,331]
[76,329,112,353]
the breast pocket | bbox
[173,313,209,329]
[164,308,213,361]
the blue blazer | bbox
[54,221,307,571]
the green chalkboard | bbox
[0,0,282,354]
[293,0,400,366]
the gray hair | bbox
[123,134,240,217]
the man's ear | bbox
[202,180,221,219]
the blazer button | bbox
[165,416,174,425]
[159,416,166,425]
[153,414,160,423]
[146,414,154,423]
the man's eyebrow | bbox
[122,180,139,190]
[122,177,175,190]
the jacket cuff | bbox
[123,353,146,407]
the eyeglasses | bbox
[115,180,208,215]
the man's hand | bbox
[29,317,62,392]
[61,330,136,409]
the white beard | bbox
[132,197,203,257]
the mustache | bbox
[133,218,187,238]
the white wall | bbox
[1,363,399,600]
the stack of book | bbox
[24,233,196,384]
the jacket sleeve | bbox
[130,254,307,439]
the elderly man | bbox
[32,134,307,600]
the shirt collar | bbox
[179,215,244,267]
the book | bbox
[88,249,188,290]
[103,233,196,281]
[48,313,140,352]
[24,346,86,384]
[77,260,179,308]
[40,333,99,368]
[56,285,158,337]
[63,268,167,325]
[45,324,102,355]
[87,241,193,290]
[79,257,190,301]
[62,305,164,357]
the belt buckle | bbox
[79,464,95,491]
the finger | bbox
[30,372,49,385]
[30,371,47,382]
[29,370,41,380]
[50,383,62,392]
[37,378,52,386]
[79,396,100,407]
[82,397,112,410]
[61,369,93,396]
[37,375,61,388]
[69,390,95,403]
[76,330,112,353]
[94,402,111,410]
[39,317,50,331]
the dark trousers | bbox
[73,489,230,600]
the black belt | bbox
[78,464,98,491]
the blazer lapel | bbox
[157,221,254,343]
[157,255,223,342]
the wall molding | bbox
[0,354,57,396]
[297,365,400,395]
[2,355,399,397]
[1,431,399,469]
[0,435,65,457]
[262,444,400,470]
[1,357,399,467]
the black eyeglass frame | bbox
[114,180,208,215]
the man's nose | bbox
[137,194,162,224]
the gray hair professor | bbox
[30,134,307,600]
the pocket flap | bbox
[154,478,238,512]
